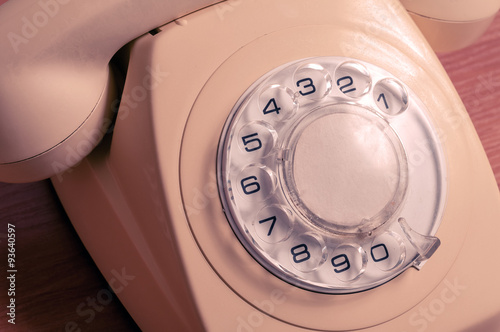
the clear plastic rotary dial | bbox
[217,57,446,294]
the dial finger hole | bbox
[293,63,332,100]
[236,165,276,202]
[373,78,409,116]
[330,244,367,282]
[289,233,327,273]
[238,122,277,158]
[370,232,406,271]
[254,205,294,244]
[259,84,297,121]
[334,61,371,98]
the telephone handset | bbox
[2,0,500,331]
[0,0,218,182]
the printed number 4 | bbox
[263,98,281,115]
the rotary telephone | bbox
[2,0,500,331]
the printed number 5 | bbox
[241,133,262,152]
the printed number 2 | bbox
[296,78,316,96]
[337,76,356,94]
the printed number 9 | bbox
[331,254,350,273]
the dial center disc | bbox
[284,104,408,234]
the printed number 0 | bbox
[296,78,316,96]
[371,243,389,262]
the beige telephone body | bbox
[1,0,500,331]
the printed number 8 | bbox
[291,244,311,263]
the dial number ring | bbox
[218,57,446,294]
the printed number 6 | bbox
[241,176,261,195]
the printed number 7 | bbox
[259,216,277,236]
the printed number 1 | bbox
[377,93,389,109]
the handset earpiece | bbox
[0,0,217,183]
[400,0,500,52]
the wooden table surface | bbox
[1,12,500,332]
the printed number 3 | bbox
[296,78,316,96]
